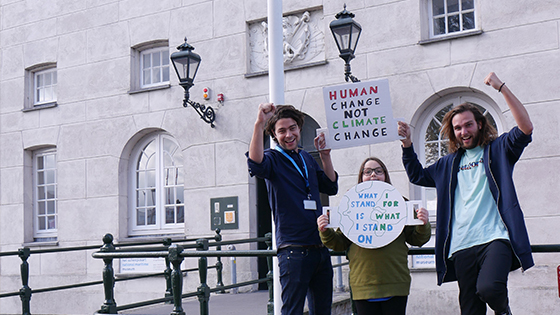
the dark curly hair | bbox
[264,105,305,143]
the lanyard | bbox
[275,146,310,195]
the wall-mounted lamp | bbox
[170,37,216,128]
[329,4,362,83]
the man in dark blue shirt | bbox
[247,103,338,315]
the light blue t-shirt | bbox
[449,146,509,258]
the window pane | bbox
[448,14,460,33]
[38,201,46,215]
[39,217,46,230]
[147,170,156,187]
[435,104,453,122]
[46,170,55,183]
[462,0,474,10]
[38,186,46,199]
[165,187,174,205]
[37,156,45,169]
[463,12,475,30]
[176,189,184,204]
[47,185,56,199]
[425,119,440,141]
[143,69,151,85]
[177,206,184,223]
[137,190,146,207]
[147,208,156,225]
[153,68,161,83]
[485,113,498,130]
[447,0,459,13]
[45,154,56,168]
[143,54,151,69]
[425,142,439,165]
[38,171,45,185]
[45,73,52,85]
[433,17,446,35]
[47,216,56,229]
[147,188,156,206]
[152,51,161,67]
[47,200,55,214]
[166,207,175,224]
[137,209,146,225]
[432,0,445,15]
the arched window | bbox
[412,92,502,212]
[129,133,185,236]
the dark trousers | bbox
[453,239,513,315]
[353,296,408,315]
[277,246,333,315]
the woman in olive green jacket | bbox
[317,157,431,315]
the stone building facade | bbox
[0,0,559,314]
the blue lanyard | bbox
[275,146,310,194]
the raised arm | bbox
[484,72,533,135]
[314,132,336,182]
[248,103,275,163]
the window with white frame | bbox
[34,149,58,239]
[129,133,185,235]
[140,46,170,88]
[430,0,476,37]
[29,66,57,107]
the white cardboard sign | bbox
[321,78,400,150]
[324,181,423,249]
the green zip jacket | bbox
[320,223,431,300]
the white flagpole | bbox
[267,0,284,314]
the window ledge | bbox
[419,29,483,45]
[22,102,58,112]
[23,240,59,247]
[128,84,170,95]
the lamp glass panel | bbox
[332,25,352,51]
[350,24,361,52]
[188,58,200,81]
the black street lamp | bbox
[329,4,362,83]
[170,37,216,127]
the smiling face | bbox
[452,110,482,150]
[273,118,301,151]
[361,160,386,183]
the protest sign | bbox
[321,78,401,150]
[324,181,423,249]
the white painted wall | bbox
[1,0,559,314]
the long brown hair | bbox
[441,102,497,153]
[357,157,391,184]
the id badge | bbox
[303,199,317,210]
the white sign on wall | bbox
[120,258,166,274]
[320,79,401,150]
[324,181,423,249]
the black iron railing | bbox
[1,230,559,315]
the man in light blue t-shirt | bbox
[398,72,534,315]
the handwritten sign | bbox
[321,79,400,150]
[324,181,423,249]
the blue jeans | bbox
[277,246,333,315]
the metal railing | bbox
[1,230,559,315]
